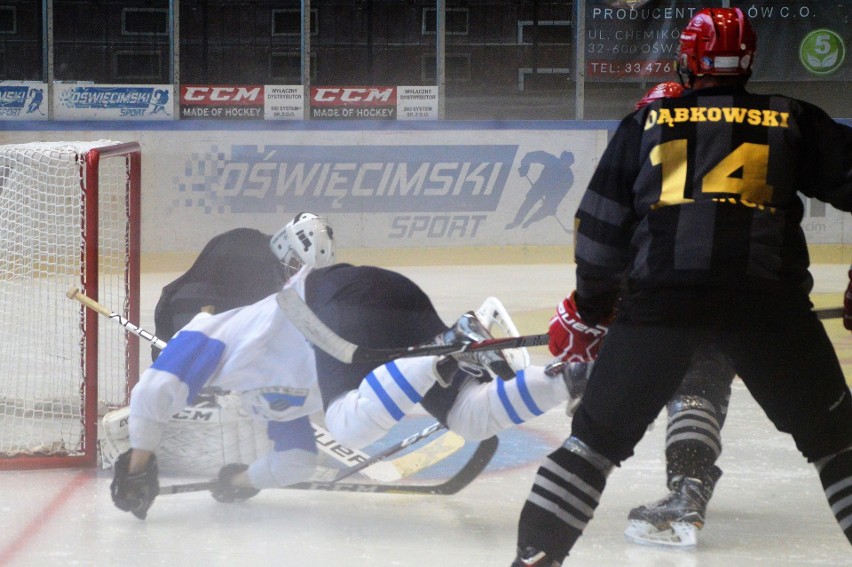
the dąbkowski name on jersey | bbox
[644,107,790,130]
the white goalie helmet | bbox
[270,212,336,279]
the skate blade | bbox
[624,520,698,548]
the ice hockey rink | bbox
[2,262,851,567]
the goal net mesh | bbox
[0,140,139,467]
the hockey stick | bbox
[275,287,549,364]
[313,420,464,482]
[816,307,843,320]
[159,435,498,496]
[67,286,464,481]
[333,421,449,482]
[66,287,168,350]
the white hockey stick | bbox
[68,286,464,481]
[312,420,464,482]
[275,287,549,364]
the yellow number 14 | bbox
[650,140,774,208]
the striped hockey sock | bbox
[516,437,613,562]
[817,446,852,545]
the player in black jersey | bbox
[512,8,852,566]
[152,213,335,360]
[622,82,735,547]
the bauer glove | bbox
[549,292,609,363]
[111,450,159,520]
[844,268,852,332]
[211,463,260,503]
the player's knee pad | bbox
[666,395,723,461]
[562,436,615,477]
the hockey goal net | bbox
[0,140,141,469]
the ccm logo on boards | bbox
[181,86,263,105]
[311,87,396,106]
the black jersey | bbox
[152,228,284,359]
[305,263,466,422]
[574,86,852,324]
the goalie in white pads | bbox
[112,236,575,521]
[111,213,337,519]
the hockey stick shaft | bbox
[276,287,548,364]
[313,420,464,482]
[816,307,843,320]
[333,421,447,481]
[66,287,168,350]
[159,435,498,496]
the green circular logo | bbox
[799,29,846,75]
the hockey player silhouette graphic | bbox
[506,150,574,231]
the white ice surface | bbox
[1,264,850,566]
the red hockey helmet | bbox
[634,82,685,110]
[677,8,756,85]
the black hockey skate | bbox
[510,546,560,567]
[624,465,722,547]
[432,311,515,386]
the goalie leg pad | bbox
[100,407,132,469]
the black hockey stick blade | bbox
[276,286,547,364]
[158,435,498,497]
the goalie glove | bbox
[844,268,852,332]
[111,450,159,520]
[549,292,609,363]
[211,463,261,503]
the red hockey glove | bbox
[844,269,852,332]
[548,292,610,363]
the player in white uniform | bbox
[112,217,576,520]
[111,213,337,519]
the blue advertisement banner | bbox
[53,84,174,120]
[174,144,518,214]
[0,82,48,120]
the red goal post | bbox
[0,140,141,469]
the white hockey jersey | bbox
[129,272,322,488]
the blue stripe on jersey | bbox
[386,361,423,404]
[150,330,225,403]
[267,417,318,453]
[515,370,544,416]
[365,360,422,422]
[497,370,544,425]
[497,377,523,424]
[366,371,404,421]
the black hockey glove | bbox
[211,463,261,503]
[111,450,159,520]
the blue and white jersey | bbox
[129,285,319,453]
